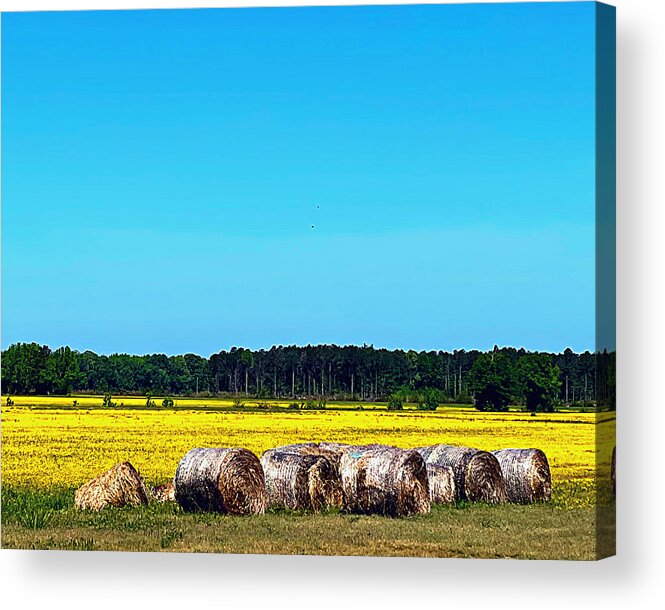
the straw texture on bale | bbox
[417,445,507,504]
[273,442,344,470]
[611,446,616,497]
[491,448,552,503]
[339,445,430,517]
[260,450,342,511]
[174,447,266,515]
[316,442,354,468]
[74,462,150,511]
[151,481,176,503]
[426,464,456,505]
[317,442,350,453]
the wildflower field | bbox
[1,395,614,505]
[0,396,615,558]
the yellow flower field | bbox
[1,396,615,508]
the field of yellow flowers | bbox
[1,395,614,507]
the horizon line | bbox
[1,340,598,358]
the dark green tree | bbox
[468,351,515,411]
[516,353,561,412]
[43,346,82,395]
[1,342,51,394]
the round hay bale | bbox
[74,462,150,511]
[151,481,176,503]
[174,447,266,515]
[491,448,552,503]
[426,464,456,505]
[339,445,430,517]
[417,445,507,504]
[611,446,616,498]
[260,450,342,511]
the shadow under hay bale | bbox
[611,446,616,498]
[491,448,552,503]
[151,481,176,503]
[426,464,456,505]
[260,450,342,512]
[339,445,430,517]
[174,447,266,515]
[74,462,150,511]
[417,445,507,504]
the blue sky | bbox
[2,3,597,355]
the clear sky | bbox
[1,3,597,356]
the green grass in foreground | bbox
[1,487,615,560]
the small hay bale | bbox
[174,447,266,515]
[611,446,616,498]
[151,481,176,503]
[339,445,430,517]
[260,450,342,511]
[74,462,150,511]
[417,445,507,504]
[426,464,456,505]
[491,448,552,503]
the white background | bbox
[0,0,662,608]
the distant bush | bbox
[417,388,441,411]
[387,393,403,411]
[101,394,116,408]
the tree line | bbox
[0,342,615,411]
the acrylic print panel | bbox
[0,2,615,559]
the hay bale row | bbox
[76,442,553,516]
[174,447,266,515]
[491,449,552,503]
[417,445,507,504]
[338,445,430,517]
[260,450,342,511]
[75,462,150,511]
